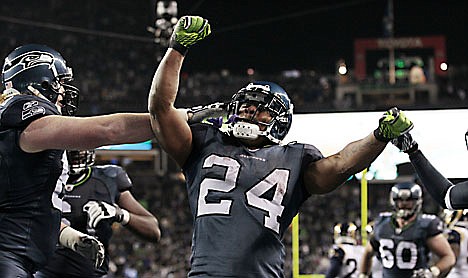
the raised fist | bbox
[169,15,211,56]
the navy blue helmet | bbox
[228,81,293,144]
[2,44,79,115]
[67,149,96,175]
[390,182,423,220]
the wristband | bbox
[430,266,440,277]
[120,209,130,225]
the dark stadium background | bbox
[1,1,467,277]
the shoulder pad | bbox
[94,165,124,178]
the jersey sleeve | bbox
[447,229,461,245]
[184,123,212,169]
[0,95,59,129]
[302,143,324,164]
[114,166,133,192]
[427,216,444,237]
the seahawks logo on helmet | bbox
[3,51,55,81]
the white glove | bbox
[412,267,440,278]
[59,226,105,268]
[83,200,130,228]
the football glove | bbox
[374,107,413,142]
[411,267,440,278]
[391,132,419,153]
[188,102,228,125]
[169,15,211,56]
[59,226,105,268]
[83,201,130,228]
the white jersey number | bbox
[379,239,418,269]
[197,154,289,233]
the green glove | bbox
[374,107,413,142]
[169,16,211,56]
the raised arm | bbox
[147,16,211,167]
[392,132,468,209]
[304,108,413,194]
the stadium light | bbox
[147,1,178,46]
[439,62,448,71]
[338,64,347,75]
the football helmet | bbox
[390,182,423,220]
[2,44,79,115]
[333,222,358,245]
[67,150,96,175]
[227,81,293,144]
[440,209,464,229]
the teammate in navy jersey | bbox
[359,183,455,278]
[392,132,468,209]
[148,15,415,277]
[34,150,160,278]
[0,44,154,277]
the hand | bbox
[411,268,434,278]
[75,234,105,269]
[83,201,130,228]
[169,15,211,56]
[59,226,105,268]
[391,132,419,153]
[374,107,413,142]
[188,102,228,125]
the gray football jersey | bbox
[184,124,323,277]
[370,212,443,278]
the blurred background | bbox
[1,0,467,277]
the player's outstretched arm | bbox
[392,132,468,209]
[148,16,211,167]
[20,113,154,153]
[304,107,413,194]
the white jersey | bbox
[447,223,468,278]
[371,256,383,278]
[338,244,365,278]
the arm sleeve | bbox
[408,150,454,208]
[427,217,443,237]
[447,181,468,209]
[325,246,345,278]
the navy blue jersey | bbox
[184,124,323,277]
[38,165,132,277]
[370,212,443,278]
[0,94,67,271]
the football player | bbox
[440,209,468,278]
[0,44,154,276]
[35,150,160,278]
[148,15,414,277]
[359,182,455,278]
[392,132,468,209]
[326,222,364,278]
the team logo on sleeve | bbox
[22,100,46,120]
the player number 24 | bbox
[197,154,288,233]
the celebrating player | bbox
[0,44,154,276]
[148,15,414,277]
